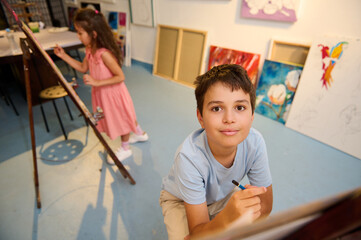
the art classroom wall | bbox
[66,0,361,71]
[134,0,361,69]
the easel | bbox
[195,186,361,240]
[2,0,135,209]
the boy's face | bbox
[197,82,254,151]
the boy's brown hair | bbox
[194,64,256,116]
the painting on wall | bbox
[65,0,77,4]
[241,0,300,22]
[80,2,101,12]
[255,60,303,124]
[208,45,260,86]
[107,11,131,66]
[67,7,78,32]
[286,36,361,159]
[129,0,154,27]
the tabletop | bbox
[0,28,82,58]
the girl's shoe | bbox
[115,147,132,161]
[129,132,149,143]
[107,147,132,165]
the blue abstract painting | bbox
[255,60,303,124]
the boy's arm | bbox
[259,184,273,218]
[185,186,267,237]
[244,184,273,218]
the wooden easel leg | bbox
[22,40,41,208]
[89,120,136,185]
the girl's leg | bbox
[111,133,133,161]
[107,133,132,165]
[121,133,130,150]
[135,123,145,135]
[130,121,149,144]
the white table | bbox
[0,28,83,105]
[0,28,82,58]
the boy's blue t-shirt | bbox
[161,128,272,205]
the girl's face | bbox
[74,24,92,47]
[197,82,254,153]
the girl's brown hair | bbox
[74,8,123,66]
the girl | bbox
[54,8,148,163]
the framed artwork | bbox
[67,7,78,32]
[241,0,300,22]
[208,45,261,86]
[129,0,154,27]
[107,11,131,66]
[65,0,77,4]
[268,38,310,66]
[255,60,303,124]
[286,36,361,159]
[80,2,101,12]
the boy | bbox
[160,64,273,239]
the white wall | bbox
[70,0,361,71]
[133,0,361,71]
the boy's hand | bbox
[222,186,267,225]
[54,44,65,58]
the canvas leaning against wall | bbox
[255,59,303,124]
[286,36,361,159]
[208,45,260,86]
[241,0,300,22]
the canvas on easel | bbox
[195,186,361,240]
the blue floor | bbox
[1,59,361,240]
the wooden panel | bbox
[154,25,207,86]
[154,26,178,78]
[270,40,310,65]
[177,30,206,86]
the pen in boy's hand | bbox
[232,180,246,190]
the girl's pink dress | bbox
[86,48,137,140]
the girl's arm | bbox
[83,51,125,87]
[54,44,89,73]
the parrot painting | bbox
[318,41,348,89]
